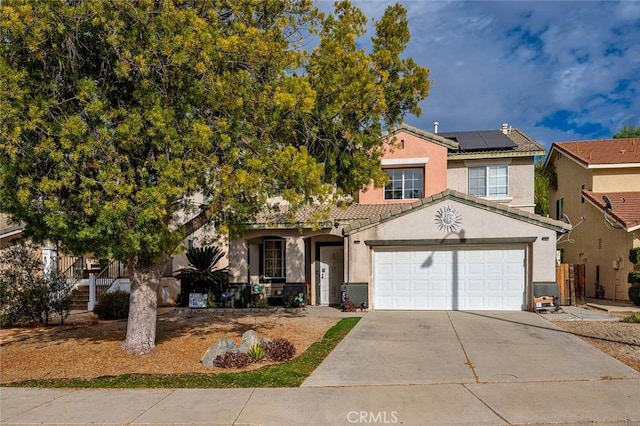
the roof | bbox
[343,189,571,235]
[0,214,24,240]
[247,190,571,235]
[248,202,400,228]
[438,130,516,150]
[446,128,545,159]
[550,138,640,168]
[385,123,459,150]
[582,190,640,232]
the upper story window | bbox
[263,239,285,279]
[384,168,423,200]
[468,165,508,197]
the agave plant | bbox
[247,344,266,362]
[175,246,229,303]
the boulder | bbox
[200,338,236,366]
[238,329,260,353]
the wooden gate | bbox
[556,264,586,306]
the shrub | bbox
[213,352,251,368]
[621,313,640,323]
[247,344,266,362]
[629,247,640,265]
[0,241,73,327]
[93,290,130,319]
[255,297,269,309]
[628,272,640,285]
[175,246,229,307]
[262,337,296,362]
[628,285,640,307]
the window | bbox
[468,165,508,197]
[263,239,285,279]
[384,168,423,200]
[556,198,564,221]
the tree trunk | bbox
[123,257,164,355]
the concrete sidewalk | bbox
[2,381,640,425]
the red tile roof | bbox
[553,138,640,166]
[582,190,640,231]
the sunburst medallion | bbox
[435,206,462,232]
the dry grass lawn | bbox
[552,319,640,372]
[0,308,339,384]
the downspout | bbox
[247,240,251,285]
[527,241,534,311]
[344,229,350,285]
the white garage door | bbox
[374,247,525,310]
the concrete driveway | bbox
[302,311,640,387]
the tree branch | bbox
[179,205,213,238]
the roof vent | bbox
[501,123,509,134]
[434,121,439,134]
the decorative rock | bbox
[200,338,236,366]
[238,329,260,353]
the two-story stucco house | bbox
[545,138,640,301]
[228,123,570,311]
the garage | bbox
[373,246,525,310]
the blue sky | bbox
[321,1,640,151]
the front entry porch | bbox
[228,230,345,307]
[316,243,344,306]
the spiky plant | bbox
[175,246,228,304]
[247,344,266,362]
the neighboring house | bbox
[228,123,569,311]
[0,214,24,249]
[0,212,190,307]
[546,138,640,301]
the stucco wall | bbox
[592,168,640,192]
[229,238,248,283]
[447,157,536,213]
[357,131,449,204]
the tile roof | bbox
[552,138,640,166]
[248,203,401,227]
[447,128,545,158]
[248,190,571,235]
[581,190,640,231]
[342,189,570,235]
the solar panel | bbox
[439,130,516,151]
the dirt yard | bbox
[552,319,640,372]
[1,309,638,385]
[0,308,339,384]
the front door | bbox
[319,245,344,305]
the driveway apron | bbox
[302,311,640,387]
